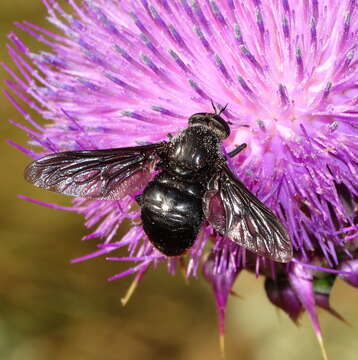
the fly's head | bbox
[188,112,230,140]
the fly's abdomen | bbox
[141,177,204,256]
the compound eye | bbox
[188,113,207,126]
[211,116,230,139]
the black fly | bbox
[24,107,293,262]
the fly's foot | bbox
[228,143,247,158]
[135,194,143,205]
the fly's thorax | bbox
[165,126,223,180]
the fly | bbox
[25,106,293,262]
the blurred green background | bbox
[0,1,357,359]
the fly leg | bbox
[227,143,247,158]
[131,195,143,226]
[135,194,143,205]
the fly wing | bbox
[25,142,165,200]
[203,165,292,263]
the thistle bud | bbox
[264,275,303,322]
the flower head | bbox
[5,0,358,356]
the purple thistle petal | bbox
[203,241,241,339]
[292,258,352,276]
[288,262,323,342]
[340,259,358,287]
[18,194,75,212]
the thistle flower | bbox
[4,0,358,357]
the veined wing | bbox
[203,166,292,263]
[25,143,165,200]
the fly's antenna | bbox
[210,99,217,114]
[210,100,229,115]
[218,103,228,116]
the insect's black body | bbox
[141,125,223,256]
[25,110,293,263]
[141,173,204,256]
